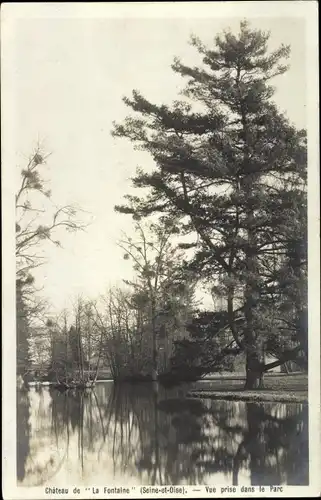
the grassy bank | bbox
[187,390,307,403]
[187,373,308,403]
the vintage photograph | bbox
[1,2,319,498]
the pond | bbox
[17,382,308,487]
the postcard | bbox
[1,2,320,498]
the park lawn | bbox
[188,373,308,403]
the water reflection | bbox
[17,387,31,482]
[17,383,308,486]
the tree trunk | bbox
[243,239,264,390]
[151,298,158,381]
[245,351,264,389]
[151,363,158,382]
[240,105,263,391]
[243,282,264,390]
[243,209,264,389]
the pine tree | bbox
[112,21,307,388]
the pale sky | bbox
[8,8,307,313]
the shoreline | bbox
[19,373,308,404]
[186,390,308,403]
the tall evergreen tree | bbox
[112,21,307,388]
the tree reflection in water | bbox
[159,398,308,486]
[17,385,74,486]
[16,383,308,486]
[17,387,31,482]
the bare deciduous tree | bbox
[16,145,88,377]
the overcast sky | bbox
[7,6,308,313]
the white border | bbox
[1,2,320,498]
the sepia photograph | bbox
[1,2,320,499]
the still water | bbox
[17,382,308,487]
